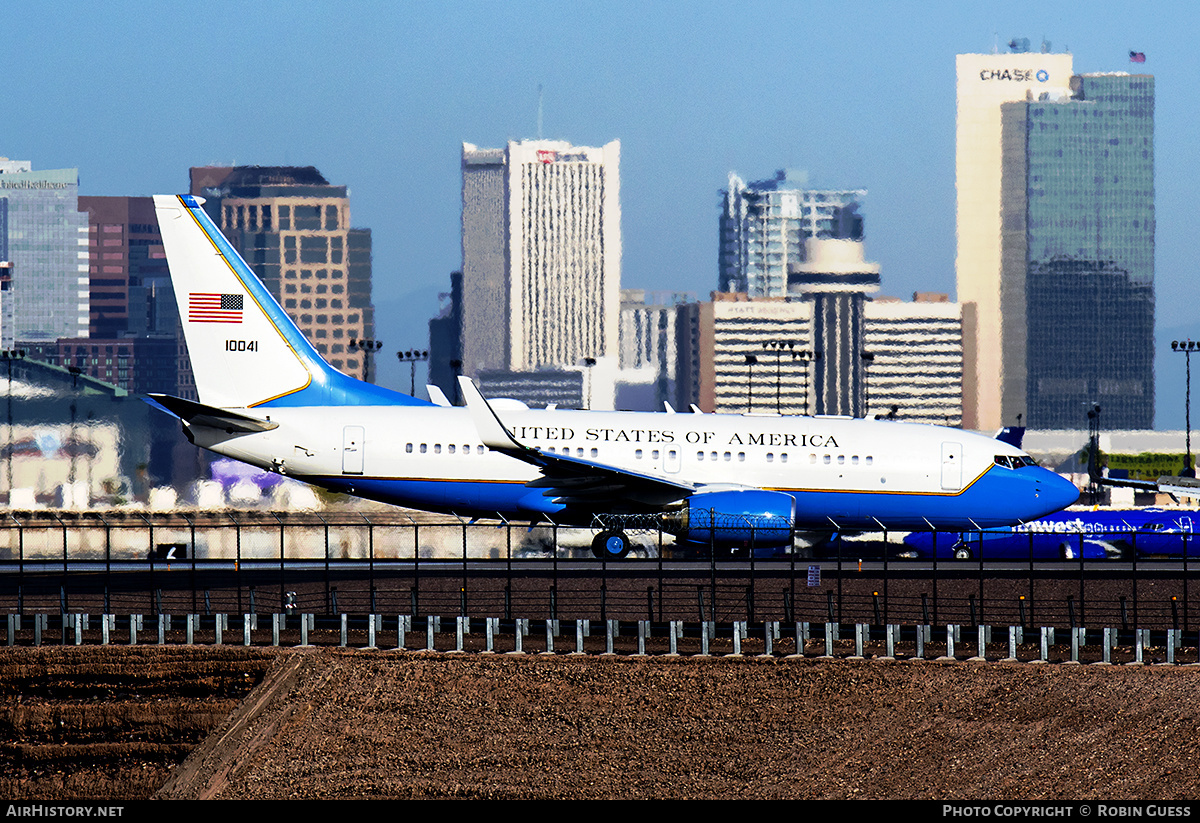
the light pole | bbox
[798,350,820,416]
[1087,403,1103,504]
[1172,340,1197,477]
[762,340,796,414]
[396,349,429,397]
[2,349,26,501]
[348,338,383,383]
[582,357,596,409]
[860,351,874,419]
[744,354,757,412]
[449,360,463,405]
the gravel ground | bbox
[160,649,1200,800]
[5,645,1200,800]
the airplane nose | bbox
[1039,469,1080,512]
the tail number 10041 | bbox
[225,340,258,352]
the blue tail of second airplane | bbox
[153,194,429,410]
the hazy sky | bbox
[5,0,1196,428]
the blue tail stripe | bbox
[178,195,430,408]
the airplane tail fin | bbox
[153,195,428,409]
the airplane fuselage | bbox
[194,404,1073,531]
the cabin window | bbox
[766,453,774,462]
[635,449,643,459]
[823,455,831,464]
[420,444,427,454]
[851,455,859,465]
[781,453,788,463]
[405,443,413,453]
[810,454,817,464]
[865,456,873,465]
[738,452,745,462]
[590,448,598,458]
[448,444,456,454]
[697,451,704,461]
[711,451,718,461]
[434,444,441,454]
[652,450,660,460]
[837,455,845,465]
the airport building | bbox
[189,166,376,381]
[718,170,864,298]
[459,139,621,378]
[0,158,90,346]
[956,45,1154,431]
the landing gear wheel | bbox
[592,530,631,560]
[953,545,973,560]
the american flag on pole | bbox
[189,293,244,323]
[1130,51,1146,63]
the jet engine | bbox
[664,489,796,548]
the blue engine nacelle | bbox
[671,489,796,547]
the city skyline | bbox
[4,1,1195,429]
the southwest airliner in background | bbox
[901,509,1200,561]
[147,194,1079,558]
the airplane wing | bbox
[457,377,695,513]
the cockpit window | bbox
[995,455,1038,469]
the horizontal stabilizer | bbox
[146,393,279,433]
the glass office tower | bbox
[1000,72,1155,429]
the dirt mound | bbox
[0,647,273,799]
[5,646,1200,799]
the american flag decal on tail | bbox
[189,293,244,323]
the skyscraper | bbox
[190,166,376,380]
[955,48,1074,429]
[1000,72,1155,429]
[719,170,864,297]
[0,158,90,345]
[460,139,621,378]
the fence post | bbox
[943,624,957,660]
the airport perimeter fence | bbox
[4,611,1198,666]
[1,511,1199,632]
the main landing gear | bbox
[591,530,631,560]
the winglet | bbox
[426,384,452,407]
[458,376,526,452]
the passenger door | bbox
[940,442,962,491]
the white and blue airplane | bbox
[148,194,1079,558]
